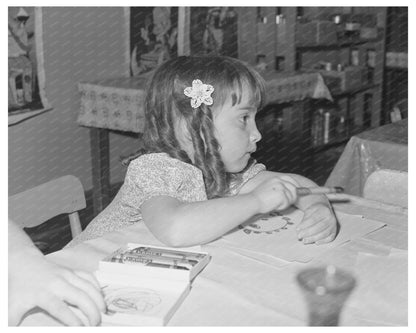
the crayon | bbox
[130,246,205,261]
[296,186,344,196]
[111,252,193,270]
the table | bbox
[77,76,149,215]
[21,200,407,326]
[77,72,333,216]
[325,119,408,196]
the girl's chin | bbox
[225,157,250,173]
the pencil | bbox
[296,186,344,196]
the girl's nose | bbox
[250,125,262,143]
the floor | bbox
[25,145,345,255]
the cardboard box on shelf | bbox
[318,66,368,94]
[296,20,338,46]
[360,27,378,40]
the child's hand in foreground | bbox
[8,254,106,326]
[296,203,338,245]
[250,175,298,214]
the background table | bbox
[325,119,408,196]
[21,200,407,326]
[77,72,332,216]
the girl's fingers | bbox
[315,232,337,245]
[282,181,298,204]
[297,212,323,232]
[297,219,329,240]
[297,204,331,231]
[280,175,300,187]
[301,225,333,244]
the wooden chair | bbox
[9,175,86,239]
[363,169,408,208]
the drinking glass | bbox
[296,265,356,326]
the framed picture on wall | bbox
[189,7,238,58]
[129,7,179,77]
[128,6,239,77]
[8,7,51,123]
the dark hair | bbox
[123,56,266,198]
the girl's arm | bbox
[141,176,297,247]
[239,170,338,245]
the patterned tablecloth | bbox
[77,72,332,133]
[77,76,148,133]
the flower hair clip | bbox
[184,79,214,109]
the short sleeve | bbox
[228,160,266,195]
[122,154,207,208]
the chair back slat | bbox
[9,175,86,229]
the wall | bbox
[8,7,141,195]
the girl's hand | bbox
[8,255,106,326]
[250,175,298,214]
[296,203,338,245]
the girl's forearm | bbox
[144,193,260,247]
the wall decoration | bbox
[8,7,51,120]
[128,7,238,78]
[129,7,179,77]
[189,7,238,57]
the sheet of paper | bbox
[96,271,190,326]
[346,251,408,325]
[212,207,386,263]
[364,226,408,250]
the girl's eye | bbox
[241,115,249,123]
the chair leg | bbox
[34,241,50,254]
[69,212,83,238]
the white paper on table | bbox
[213,207,386,263]
[364,226,408,250]
[341,238,391,257]
[347,251,408,325]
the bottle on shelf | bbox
[323,111,331,144]
[335,115,347,139]
[311,108,324,147]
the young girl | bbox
[69,56,337,248]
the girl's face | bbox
[213,84,262,173]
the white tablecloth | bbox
[326,119,408,196]
[21,202,407,326]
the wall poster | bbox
[8,7,51,122]
[128,7,238,77]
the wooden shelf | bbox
[296,37,382,51]
[332,83,380,98]
[8,108,52,126]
